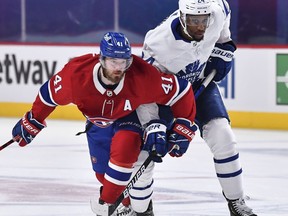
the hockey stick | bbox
[194,69,217,99]
[0,139,15,151]
[108,70,217,215]
[108,152,155,215]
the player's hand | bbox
[143,119,167,162]
[168,118,197,157]
[12,111,46,147]
[204,41,236,82]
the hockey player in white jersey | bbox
[128,0,258,215]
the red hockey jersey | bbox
[32,54,196,125]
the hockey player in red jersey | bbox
[11,32,197,215]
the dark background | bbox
[0,0,287,44]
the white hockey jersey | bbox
[142,0,232,84]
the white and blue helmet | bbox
[179,0,211,15]
[178,0,212,39]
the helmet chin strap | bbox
[179,17,194,40]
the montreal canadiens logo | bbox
[88,117,115,128]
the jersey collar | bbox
[93,62,125,95]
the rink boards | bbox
[0,44,287,130]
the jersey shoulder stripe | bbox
[39,80,58,107]
[220,0,230,17]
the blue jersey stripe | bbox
[39,81,57,106]
[221,0,230,17]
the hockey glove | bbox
[12,111,46,147]
[143,119,167,162]
[204,41,236,82]
[168,118,197,157]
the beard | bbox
[104,70,125,84]
[193,35,204,42]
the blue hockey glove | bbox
[168,118,197,157]
[12,111,46,147]
[204,41,236,82]
[143,119,167,162]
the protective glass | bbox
[185,14,210,27]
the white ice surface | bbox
[0,117,288,216]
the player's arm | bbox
[166,76,197,157]
[12,65,74,147]
[32,69,73,121]
[145,70,197,158]
[154,72,196,123]
[204,0,236,82]
[204,39,236,82]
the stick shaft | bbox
[0,139,15,151]
[109,154,153,215]
[194,69,217,99]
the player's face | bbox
[185,14,210,41]
[102,57,130,83]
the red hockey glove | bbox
[12,111,46,147]
[168,118,197,157]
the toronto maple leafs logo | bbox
[177,60,206,83]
